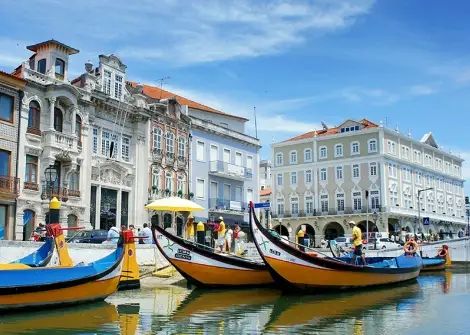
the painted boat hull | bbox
[153,225,274,287]
[249,205,421,290]
[10,237,54,267]
[421,257,447,271]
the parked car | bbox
[67,229,108,244]
[334,236,352,249]
[365,238,401,250]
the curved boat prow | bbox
[10,237,55,267]
[118,230,141,290]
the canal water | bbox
[1,270,469,334]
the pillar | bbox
[48,97,56,130]
[71,106,77,136]
[116,189,122,228]
[95,185,101,229]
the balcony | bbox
[0,176,19,198]
[151,148,163,162]
[177,155,187,169]
[148,189,191,202]
[68,189,81,198]
[42,130,80,153]
[27,127,42,136]
[41,184,69,202]
[24,182,39,191]
[209,160,252,181]
[209,198,246,214]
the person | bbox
[142,223,153,244]
[350,220,366,265]
[216,217,226,252]
[137,228,144,244]
[185,215,195,241]
[106,225,120,244]
[225,225,233,253]
[196,221,205,246]
[320,238,327,249]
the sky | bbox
[1,0,469,192]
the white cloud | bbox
[340,87,399,105]
[409,84,438,96]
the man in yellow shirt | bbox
[350,220,366,265]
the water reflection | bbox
[1,272,469,335]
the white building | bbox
[271,119,465,245]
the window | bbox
[320,194,329,213]
[37,59,46,74]
[388,163,397,178]
[223,149,231,163]
[114,75,123,99]
[0,93,14,122]
[290,150,297,164]
[235,152,243,166]
[336,193,345,211]
[25,155,38,183]
[389,183,398,206]
[247,156,253,170]
[28,101,40,131]
[110,133,118,158]
[75,115,82,144]
[415,151,422,164]
[151,166,160,189]
[277,173,283,186]
[387,140,396,155]
[304,149,312,162]
[370,190,380,210]
[402,167,411,182]
[153,127,162,152]
[416,171,422,185]
[53,108,63,132]
[305,170,312,183]
[336,166,343,180]
[352,164,360,179]
[353,191,362,211]
[401,146,410,159]
[275,153,283,166]
[305,196,313,214]
[319,146,327,159]
[69,168,80,191]
[351,142,360,155]
[291,172,297,185]
[368,139,377,153]
[0,150,10,176]
[334,144,343,158]
[196,141,205,161]
[101,130,111,156]
[277,200,285,215]
[166,132,174,154]
[291,197,299,215]
[370,162,377,176]
[196,179,205,198]
[178,137,186,158]
[104,70,111,95]
[165,172,173,192]
[55,58,65,78]
[92,128,99,154]
[210,145,218,162]
[320,168,327,181]
[247,189,254,203]
[0,205,7,240]
[121,136,130,162]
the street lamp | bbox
[417,187,434,236]
[44,165,58,199]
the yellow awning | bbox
[145,197,204,212]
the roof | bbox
[129,82,249,121]
[260,187,272,196]
[0,70,26,88]
[27,39,79,55]
[283,119,379,143]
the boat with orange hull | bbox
[153,224,274,287]
[0,231,135,311]
[249,203,422,290]
[421,245,451,271]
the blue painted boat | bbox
[10,237,54,267]
[0,232,132,311]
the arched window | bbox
[69,168,80,194]
[28,101,41,133]
[151,166,160,194]
[334,144,343,157]
[177,175,185,195]
[54,107,63,132]
[178,137,186,159]
[23,210,35,241]
[75,114,82,145]
[55,58,65,78]
[165,172,173,193]
[37,59,46,74]
[153,127,162,152]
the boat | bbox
[249,203,422,290]
[421,245,451,271]
[8,236,54,268]
[0,231,135,311]
[152,224,274,287]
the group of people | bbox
[106,223,153,244]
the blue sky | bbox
[1,0,469,192]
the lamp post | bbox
[417,187,434,236]
[44,165,59,227]
[44,165,58,199]
[372,211,379,249]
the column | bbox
[48,97,56,130]
[95,185,101,229]
[71,106,77,135]
[116,189,122,228]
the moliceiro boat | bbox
[0,231,135,311]
[249,203,422,290]
[152,224,274,287]
[7,236,55,268]
[422,245,451,271]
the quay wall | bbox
[0,241,170,268]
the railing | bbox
[26,127,42,136]
[42,130,78,151]
[209,160,252,180]
[148,189,191,201]
[68,189,81,197]
[0,176,19,197]
[208,198,246,212]
[41,184,68,202]
[24,181,39,191]
[270,206,384,218]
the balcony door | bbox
[210,181,218,208]
[210,145,218,162]
[223,184,231,203]
[0,150,10,177]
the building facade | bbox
[0,72,25,239]
[271,119,465,246]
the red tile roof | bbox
[0,70,26,86]
[129,82,248,121]
[283,119,378,143]
[260,187,272,196]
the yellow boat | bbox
[153,224,274,287]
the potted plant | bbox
[152,185,158,191]
[165,188,171,196]
[189,192,194,199]
[177,189,183,198]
